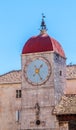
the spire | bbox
[40,13,47,34]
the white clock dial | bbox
[24,58,51,85]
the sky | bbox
[0,0,76,75]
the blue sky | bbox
[0,0,76,74]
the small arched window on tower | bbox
[60,70,62,76]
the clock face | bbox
[24,58,51,85]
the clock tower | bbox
[20,16,66,130]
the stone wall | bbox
[0,83,21,130]
[21,51,65,130]
[53,53,66,105]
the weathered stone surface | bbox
[21,51,66,130]
[0,84,21,130]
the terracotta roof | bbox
[0,70,21,84]
[22,33,65,58]
[53,94,76,115]
[66,65,76,79]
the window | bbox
[60,71,62,76]
[16,110,19,122]
[16,90,21,98]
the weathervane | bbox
[40,13,47,33]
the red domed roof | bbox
[22,33,65,58]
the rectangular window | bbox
[60,70,62,76]
[16,110,19,122]
[16,90,21,98]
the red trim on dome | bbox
[22,34,65,58]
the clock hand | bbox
[34,65,37,69]
[38,73,43,80]
[33,65,38,77]
[33,73,43,80]
[33,64,43,78]
[34,64,43,70]
[39,64,43,69]
[33,73,36,77]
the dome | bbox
[22,15,65,58]
[22,33,65,58]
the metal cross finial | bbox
[42,13,46,18]
[40,13,47,34]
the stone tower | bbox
[20,16,66,130]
